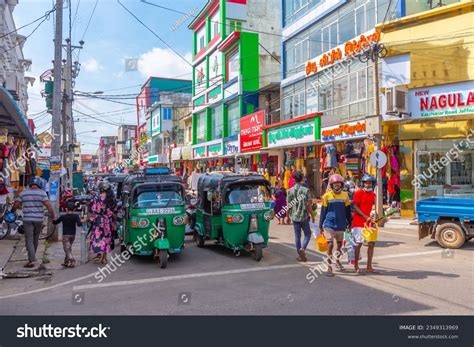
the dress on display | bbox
[324,144,338,169]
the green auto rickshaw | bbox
[121,168,187,268]
[194,171,273,261]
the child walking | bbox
[53,202,82,268]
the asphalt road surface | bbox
[0,222,472,315]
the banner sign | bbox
[240,111,264,153]
[321,121,366,142]
[408,81,474,118]
[267,120,316,148]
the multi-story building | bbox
[274,0,403,197]
[378,0,473,217]
[188,0,281,172]
[116,124,136,172]
[136,77,192,168]
[0,0,35,143]
[97,136,117,173]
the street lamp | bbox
[76,130,98,135]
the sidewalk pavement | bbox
[1,223,87,279]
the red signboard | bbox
[240,111,264,153]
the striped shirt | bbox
[19,189,48,222]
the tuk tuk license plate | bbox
[240,203,265,210]
[145,208,176,215]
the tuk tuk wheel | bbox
[159,249,168,269]
[253,243,263,261]
[436,222,465,249]
[195,231,205,248]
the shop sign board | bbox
[305,29,380,77]
[224,139,240,155]
[240,111,264,152]
[408,81,474,118]
[208,143,223,157]
[182,146,192,160]
[193,146,207,159]
[267,120,316,148]
[321,121,366,142]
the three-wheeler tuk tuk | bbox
[194,172,273,261]
[121,168,187,268]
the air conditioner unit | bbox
[385,86,410,118]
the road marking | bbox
[0,272,97,300]
[73,264,302,291]
[375,249,442,260]
[379,230,418,238]
[272,239,442,261]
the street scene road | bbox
[1,222,472,315]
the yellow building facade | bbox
[378,1,474,217]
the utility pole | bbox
[372,45,384,226]
[62,38,83,188]
[49,0,63,241]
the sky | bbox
[14,0,205,153]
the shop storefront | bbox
[261,113,321,194]
[0,86,37,199]
[239,111,268,176]
[222,135,240,172]
[392,81,474,217]
[191,139,225,171]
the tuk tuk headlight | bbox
[173,216,185,225]
[264,211,274,221]
[138,218,150,228]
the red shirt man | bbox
[351,176,377,273]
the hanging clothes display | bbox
[323,144,338,169]
[390,144,400,174]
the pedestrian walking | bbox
[319,174,352,276]
[287,171,315,262]
[273,179,287,225]
[53,201,82,268]
[352,175,377,274]
[89,180,115,265]
[13,177,56,268]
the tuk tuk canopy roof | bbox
[197,171,270,196]
[131,181,185,199]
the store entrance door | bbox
[306,158,320,198]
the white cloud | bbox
[138,47,192,79]
[83,58,104,73]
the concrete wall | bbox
[0,0,31,116]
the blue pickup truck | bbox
[417,198,474,249]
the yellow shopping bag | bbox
[363,223,378,242]
[316,234,328,253]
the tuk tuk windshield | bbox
[133,190,183,208]
[225,184,271,204]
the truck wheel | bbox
[253,243,263,261]
[159,249,168,269]
[436,223,465,249]
[195,231,205,248]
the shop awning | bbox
[171,147,182,161]
[0,86,35,143]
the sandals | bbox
[23,262,35,268]
[335,262,345,271]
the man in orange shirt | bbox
[351,175,377,274]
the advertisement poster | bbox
[49,179,59,202]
